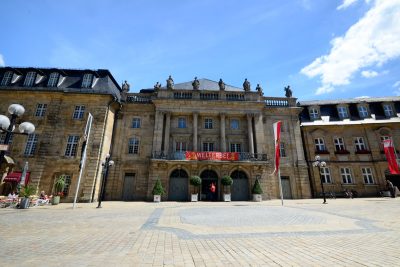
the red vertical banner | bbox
[273,121,282,174]
[383,139,400,174]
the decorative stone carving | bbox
[243,78,250,91]
[218,79,225,91]
[166,75,174,90]
[154,82,161,90]
[192,77,200,90]
[121,80,130,101]
[284,85,293,98]
[256,83,263,95]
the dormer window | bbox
[309,107,319,120]
[24,71,36,87]
[1,71,13,86]
[383,104,394,117]
[358,105,369,118]
[47,72,59,87]
[337,106,348,119]
[82,73,93,88]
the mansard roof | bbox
[0,66,121,100]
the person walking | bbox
[386,180,396,198]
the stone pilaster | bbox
[193,112,198,151]
[164,112,171,154]
[247,114,254,154]
[220,113,226,152]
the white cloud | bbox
[361,70,378,78]
[394,80,400,95]
[0,54,4,66]
[355,95,370,98]
[337,0,361,10]
[301,0,400,95]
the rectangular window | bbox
[309,108,319,119]
[73,105,85,119]
[383,104,394,117]
[380,135,392,150]
[361,167,374,184]
[230,143,241,152]
[24,134,38,156]
[334,137,345,151]
[320,167,332,184]
[35,103,47,117]
[132,118,141,128]
[340,168,353,184]
[1,71,13,86]
[47,72,59,87]
[280,143,286,157]
[24,71,36,87]
[354,137,366,151]
[0,133,13,145]
[230,119,239,130]
[82,73,93,88]
[203,142,214,151]
[175,142,187,152]
[178,117,186,128]
[337,106,348,118]
[358,106,368,118]
[314,138,326,152]
[65,135,79,157]
[128,137,140,154]
[204,118,213,129]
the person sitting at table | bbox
[35,191,49,206]
[7,191,17,201]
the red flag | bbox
[273,121,282,174]
[383,139,400,174]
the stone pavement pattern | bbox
[0,198,399,266]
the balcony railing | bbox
[151,151,267,161]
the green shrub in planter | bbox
[252,179,263,194]
[152,179,165,196]
[189,176,201,193]
[52,176,66,205]
[20,185,36,209]
[221,175,233,193]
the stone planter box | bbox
[253,194,262,202]
[52,196,60,205]
[223,194,231,202]
[19,198,30,209]
[191,194,198,202]
[153,195,161,202]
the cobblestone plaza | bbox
[1,198,399,266]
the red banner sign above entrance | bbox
[185,151,239,161]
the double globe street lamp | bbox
[0,104,35,165]
[97,154,114,208]
[313,155,327,204]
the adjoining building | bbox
[107,78,311,201]
[0,67,121,202]
[299,97,400,197]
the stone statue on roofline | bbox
[166,75,174,90]
[284,85,293,98]
[218,79,225,91]
[154,82,161,90]
[256,83,263,95]
[243,78,250,91]
[192,77,200,90]
[121,80,130,102]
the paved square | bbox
[1,198,399,266]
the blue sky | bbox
[1,0,399,100]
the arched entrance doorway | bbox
[231,170,249,201]
[200,170,218,201]
[168,169,188,201]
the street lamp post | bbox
[0,104,35,168]
[313,155,327,204]
[97,154,114,208]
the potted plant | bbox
[252,178,263,202]
[52,176,65,205]
[189,176,202,202]
[152,178,165,202]
[19,185,36,209]
[221,175,233,202]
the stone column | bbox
[247,114,254,154]
[164,112,171,154]
[193,112,198,151]
[220,113,226,152]
[152,110,163,153]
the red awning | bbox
[3,172,30,185]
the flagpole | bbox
[278,169,284,206]
[73,113,93,209]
